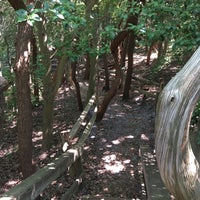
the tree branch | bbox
[7,0,26,11]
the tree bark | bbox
[96,31,127,121]
[122,0,140,100]
[7,0,35,179]
[86,54,97,104]
[31,35,40,105]
[155,47,200,199]
[35,11,67,149]
[41,55,67,150]
[0,76,8,133]
[15,21,35,179]
[7,0,26,10]
[71,61,83,111]
[122,31,135,100]
[102,54,110,91]
[84,1,99,104]
[84,52,90,80]
[35,17,53,150]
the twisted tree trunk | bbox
[96,30,128,121]
[155,47,200,199]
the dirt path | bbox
[76,97,156,199]
[0,95,156,200]
[1,50,174,199]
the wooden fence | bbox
[0,95,97,200]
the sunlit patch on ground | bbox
[101,154,125,173]
[39,152,48,160]
[112,135,134,145]
[5,179,21,188]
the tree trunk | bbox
[96,53,121,122]
[102,54,110,91]
[15,21,35,179]
[71,61,83,111]
[35,12,67,149]
[122,0,140,100]
[7,0,35,179]
[41,55,67,150]
[118,36,128,90]
[146,44,153,66]
[122,31,135,100]
[0,76,8,133]
[84,2,99,104]
[96,31,128,121]
[31,35,40,105]
[84,52,90,80]
[86,54,97,103]
[155,46,200,199]
[0,91,4,133]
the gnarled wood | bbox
[155,47,200,199]
[96,30,127,121]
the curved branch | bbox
[110,30,129,54]
[96,30,128,121]
[155,47,200,199]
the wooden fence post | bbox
[0,95,97,200]
[155,47,200,199]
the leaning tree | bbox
[155,46,200,199]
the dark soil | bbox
[77,97,155,199]
[0,51,179,199]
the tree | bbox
[155,47,200,199]
[122,0,144,100]
[33,0,87,149]
[84,0,99,104]
[0,76,8,133]
[140,0,200,66]
[71,61,83,111]
[7,0,35,178]
[96,30,128,121]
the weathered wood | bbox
[69,94,96,139]
[69,157,83,178]
[0,96,97,200]
[0,147,83,200]
[61,107,97,199]
[76,107,97,145]
[155,46,200,199]
[61,172,83,200]
[140,145,172,200]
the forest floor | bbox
[0,50,179,199]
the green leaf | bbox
[26,4,34,11]
[16,9,28,23]
[56,13,65,19]
[29,13,42,21]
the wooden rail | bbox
[0,94,97,200]
[140,145,172,200]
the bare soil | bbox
[77,96,156,199]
